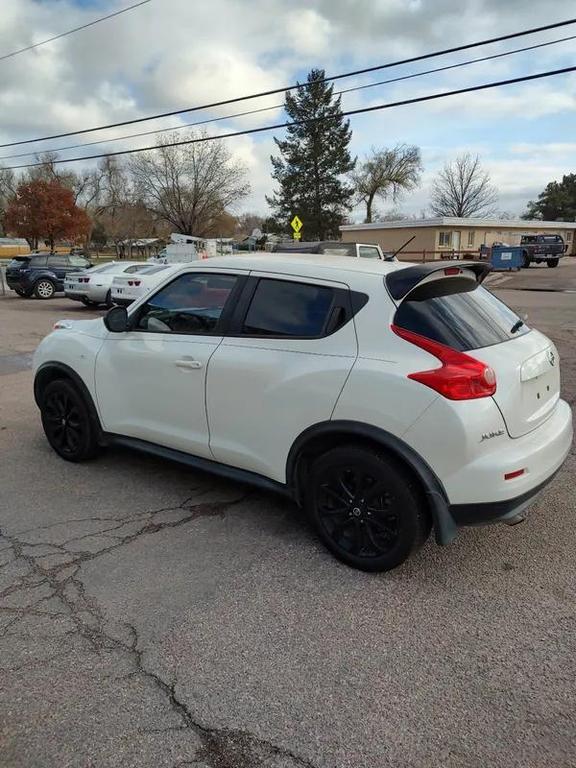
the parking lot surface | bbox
[1,261,575,768]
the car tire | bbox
[34,279,56,299]
[522,253,531,269]
[547,259,559,268]
[105,289,114,308]
[40,379,100,462]
[15,288,31,297]
[306,446,430,572]
[80,297,93,306]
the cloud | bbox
[0,0,574,217]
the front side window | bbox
[358,246,381,259]
[242,279,334,338]
[135,273,238,335]
[438,232,452,247]
[30,255,48,267]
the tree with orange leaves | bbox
[4,179,91,250]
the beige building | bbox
[340,218,576,260]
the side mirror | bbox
[104,305,129,333]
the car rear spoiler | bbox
[385,261,491,301]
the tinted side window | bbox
[242,279,334,337]
[30,256,47,267]
[394,278,530,351]
[136,273,238,335]
[47,256,68,268]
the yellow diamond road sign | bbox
[290,215,303,233]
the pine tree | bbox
[266,69,355,240]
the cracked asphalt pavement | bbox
[1,261,575,768]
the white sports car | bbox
[64,262,151,307]
[110,264,174,306]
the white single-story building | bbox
[340,218,576,260]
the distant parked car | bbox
[65,262,151,307]
[110,264,173,305]
[272,241,395,261]
[5,252,92,299]
[520,234,566,268]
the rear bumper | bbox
[6,277,30,291]
[449,400,572,526]
[65,290,88,302]
[450,466,562,525]
[112,296,134,306]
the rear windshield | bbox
[8,257,29,267]
[319,246,354,257]
[84,263,119,274]
[393,277,530,351]
[141,265,170,275]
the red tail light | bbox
[133,280,141,287]
[128,280,133,286]
[392,325,497,400]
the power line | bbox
[6,65,576,171]
[1,16,575,149]
[0,0,151,64]
[3,32,574,162]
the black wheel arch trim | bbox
[34,362,106,445]
[286,420,457,545]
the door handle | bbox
[175,358,203,370]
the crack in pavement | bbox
[0,491,317,768]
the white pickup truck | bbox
[272,240,395,261]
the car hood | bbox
[52,318,106,336]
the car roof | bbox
[169,253,408,282]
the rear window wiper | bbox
[510,319,524,334]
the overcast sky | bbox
[1,0,575,221]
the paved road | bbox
[1,265,575,768]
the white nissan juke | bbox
[33,255,573,571]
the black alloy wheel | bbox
[40,380,99,461]
[307,446,430,572]
[547,258,559,268]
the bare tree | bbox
[351,145,422,223]
[129,131,250,236]
[25,153,91,205]
[91,157,161,256]
[0,166,17,234]
[235,212,265,237]
[430,154,498,218]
